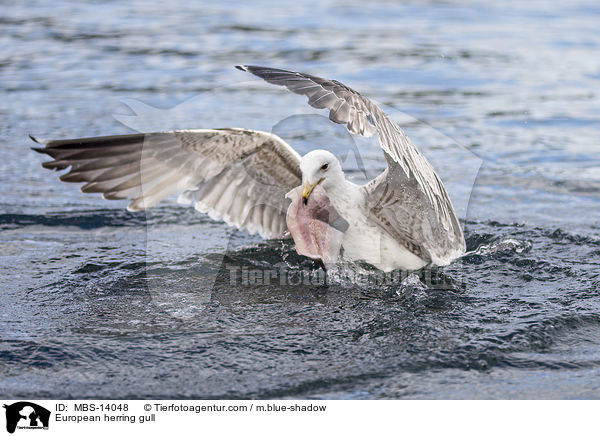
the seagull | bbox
[31,65,466,271]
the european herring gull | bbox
[31,65,466,271]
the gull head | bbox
[300,150,344,205]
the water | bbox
[1,0,600,399]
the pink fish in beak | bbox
[285,184,349,266]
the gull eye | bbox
[320,163,329,171]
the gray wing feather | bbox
[32,128,302,239]
[239,65,465,261]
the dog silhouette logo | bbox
[3,402,50,434]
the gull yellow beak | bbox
[302,178,325,205]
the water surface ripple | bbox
[1,0,599,399]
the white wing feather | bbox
[33,128,302,239]
[239,66,465,261]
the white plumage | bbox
[32,66,466,271]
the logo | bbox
[3,402,50,434]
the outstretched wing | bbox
[32,128,302,239]
[238,65,465,262]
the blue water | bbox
[1,0,600,399]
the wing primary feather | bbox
[34,129,301,239]
[239,65,466,260]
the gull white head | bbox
[299,150,344,204]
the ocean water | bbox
[1,0,600,399]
